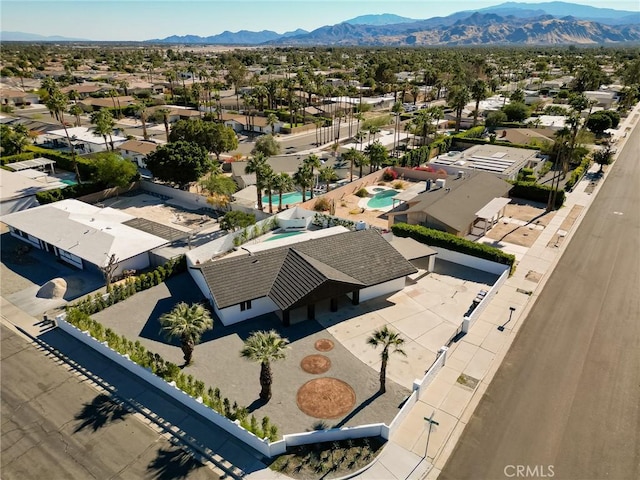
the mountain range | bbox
[2,2,639,45]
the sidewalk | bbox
[373,100,640,480]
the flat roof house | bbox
[0,169,64,215]
[191,228,417,326]
[1,199,169,275]
[44,126,128,154]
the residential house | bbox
[190,227,417,326]
[0,169,65,215]
[0,88,39,106]
[386,171,513,236]
[584,90,617,109]
[495,128,555,146]
[118,139,158,168]
[43,126,127,153]
[1,199,172,275]
[221,113,283,134]
[79,96,137,113]
[60,83,110,99]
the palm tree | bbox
[240,330,289,402]
[266,113,278,135]
[367,326,406,393]
[272,172,294,211]
[471,79,488,127]
[319,165,336,192]
[365,141,388,173]
[342,147,363,182]
[245,153,269,211]
[355,150,370,179]
[447,84,471,133]
[303,154,321,198]
[159,302,213,365]
[262,164,276,214]
[392,101,404,157]
[69,103,83,127]
[44,89,81,182]
[293,164,312,202]
[158,108,171,141]
[91,110,116,151]
[133,103,149,140]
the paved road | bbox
[0,324,220,480]
[440,123,640,480]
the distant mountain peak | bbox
[343,13,418,26]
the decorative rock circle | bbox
[300,354,331,374]
[314,338,334,352]
[296,378,356,419]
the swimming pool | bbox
[367,189,399,209]
[60,179,78,186]
[261,191,306,206]
[266,231,306,241]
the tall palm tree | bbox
[44,89,81,182]
[240,330,289,402]
[392,101,404,157]
[471,79,488,127]
[158,108,171,141]
[266,112,278,135]
[272,172,294,211]
[367,326,406,393]
[342,147,362,182]
[90,109,116,151]
[159,302,213,365]
[245,152,269,211]
[293,164,312,202]
[133,103,149,140]
[303,154,321,198]
[262,163,276,214]
[355,150,370,179]
[69,104,83,127]
[447,84,471,133]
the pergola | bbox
[475,197,512,235]
[5,157,56,173]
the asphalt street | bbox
[440,122,640,479]
[0,324,220,480]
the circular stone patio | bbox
[301,354,332,374]
[296,378,356,419]
[314,338,334,352]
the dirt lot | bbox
[484,202,556,248]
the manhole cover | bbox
[301,354,331,374]
[314,338,334,352]
[296,378,355,419]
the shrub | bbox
[0,151,37,165]
[313,197,331,211]
[392,181,405,190]
[564,156,591,191]
[392,223,516,274]
[355,188,368,198]
[382,168,398,181]
[510,181,565,209]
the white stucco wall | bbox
[215,296,279,326]
[359,277,406,303]
[114,253,151,276]
[188,266,214,304]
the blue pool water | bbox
[266,231,306,242]
[367,189,399,209]
[262,191,306,205]
[61,179,78,186]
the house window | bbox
[240,300,252,311]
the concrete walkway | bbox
[370,100,640,480]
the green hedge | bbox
[26,145,97,179]
[452,137,540,150]
[391,223,516,274]
[0,151,37,165]
[64,308,278,441]
[400,145,432,167]
[510,181,565,209]
[454,126,484,139]
[564,157,591,192]
[35,181,107,204]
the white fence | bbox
[57,316,450,457]
[462,267,510,333]
[431,246,510,275]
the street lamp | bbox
[423,411,439,460]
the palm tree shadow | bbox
[73,393,131,433]
[333,391,383,429]
[147,446,206,480]
[247,397,267,413]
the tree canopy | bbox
[145,141,211,187]
[92,152,138,188]
[0,124,30,156]
[251,134,281,157]
[169,119,238,160]
[219,210,256,231]
[502,102,530,122]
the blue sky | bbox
[1,1,638,41]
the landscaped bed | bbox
[268,436,386,479]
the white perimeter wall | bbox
[431,246,510,275]
[114,253,151,276]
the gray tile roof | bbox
[199,229,417,309]
[397,172,512,234]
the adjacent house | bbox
[0,169,65,215]
[190,228,417,326]
[221,113,283,134]
[43,126,128,153]
[0,88,39,106]
[79,96,137,112]
[60,83,111,99]
[584,90,617,109]
[118,139,159,168]
[1,199,172,275]
[386,171,513,237]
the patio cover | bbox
[5,157,56,172]
[15,168,48,179]
[389,236,437,261]
[475,197,511,220]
